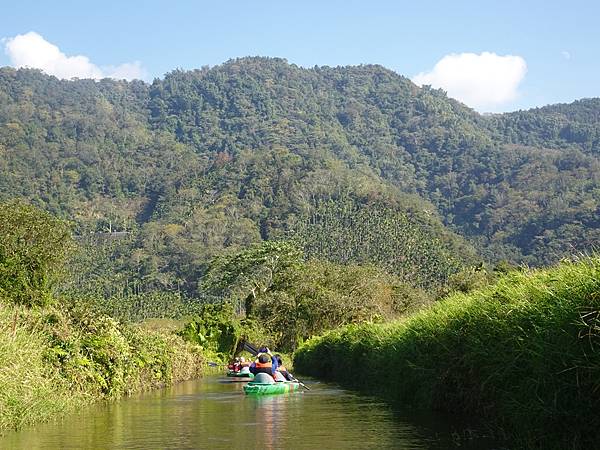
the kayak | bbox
[243,380,300,395]
[228,377,253,383]
[227,370,254,378]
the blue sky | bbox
[1,0,598,112]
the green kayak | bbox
[243,380,300,395]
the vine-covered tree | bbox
[0,201,74,305]
[200,241,303,315]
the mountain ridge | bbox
[0,57,598,294]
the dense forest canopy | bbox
[0,57,598,298]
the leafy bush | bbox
[200,241,433,351]
[179,303,241,356]
[255,259,431,350]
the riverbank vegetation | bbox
[0,202,203,433]
[0,299,202,432]
[294,256,600,449]
[0,197,457,434]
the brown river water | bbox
[0,375,506,449]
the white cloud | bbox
[3,31,146,81]
[104,62,146,81]
[412,52,527,112]
[561,50,571,60]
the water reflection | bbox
[0,376,502,449]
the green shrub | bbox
[255,259,431,350]
[0,303,81,431]
[179,303,240,356]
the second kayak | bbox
[227,370,254,378]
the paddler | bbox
[274,354,295,381]
[249,347,278,379]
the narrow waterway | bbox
[0,376,504,449]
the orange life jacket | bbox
[254,361,272,369]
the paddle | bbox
[208,361,228,367]
[292,377,310,390]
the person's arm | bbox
[266,348,278,374]
[284,370,294,381]
[249,362,258,375]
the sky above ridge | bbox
[1,0,598,113]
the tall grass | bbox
[0,304,82,430]
[294,256,600,449]
[0,299,204,433]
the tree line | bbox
[0,58,598,303]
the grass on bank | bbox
[294,256,600,449]
[0,298,204,433]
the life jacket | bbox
[254,361,273,370]
[251,358,275,376]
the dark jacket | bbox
[249,355,278,376]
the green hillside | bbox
[0,58,598,297]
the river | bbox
[0,375,505,449]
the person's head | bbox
[258,354,270,364]
[274,354,283,366]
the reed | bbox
[294,256,600,449]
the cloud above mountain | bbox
[3,31,146,81]
[412,52,527,112]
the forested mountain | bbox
[0,57,598,296]
[491,98,600,154]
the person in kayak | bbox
[249,348,278,379]
[228,357,241,372]
[239,356,248,366]
[274,355,295,381]
[233,357,242,372]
